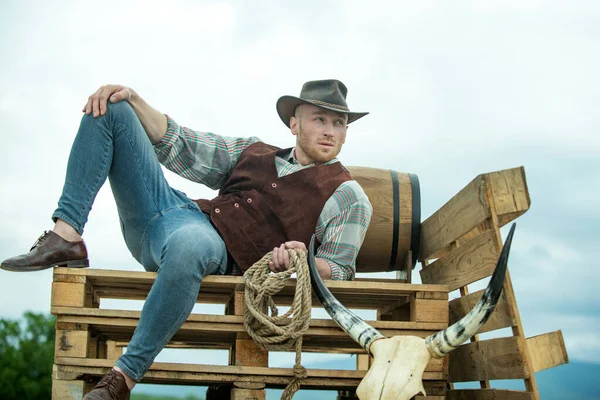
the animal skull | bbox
[308,223,516,400]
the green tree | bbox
[0,312,56,399]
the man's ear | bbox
[290,116,298,136]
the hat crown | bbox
[299,79,349,109]
[276,78,368,128]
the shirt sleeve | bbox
[153,115,261,190]
[315,180,373,281]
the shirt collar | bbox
[284,147,339,167]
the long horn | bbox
[308,235,385,353]
[425,223,516,358]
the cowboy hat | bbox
[276,79,369,128]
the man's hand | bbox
[269,241,332,280]
[269,241,306,273]
[81,85,167,143]
[82,85,135,118]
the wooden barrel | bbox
[347,166,421,273]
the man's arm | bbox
[83,84,167,144]
[270,180,372,280]
[83,84,260,189]
[314,180,372,280]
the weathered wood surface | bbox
[53,358,445,386]
[51,306,447,357]
[449,288,514,334]
[419,167,529,261]
[526,330,568,372]
[53,267,448,310]
[447,389,533,400]
[487,167,530,227]
[420,230,499,290]
[419,174,490,261]
[448,337,529,382]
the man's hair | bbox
[294,105,304,119]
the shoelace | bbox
[95,370,122,397]
[30,231,50,251]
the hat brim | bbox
[276,96,369,128]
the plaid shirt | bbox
[154,116,372,280]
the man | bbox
[1,79,372,399]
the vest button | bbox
[234,203,240,208]
[247,198,252,204]
[271,183,277,188]
[215,208,221,213]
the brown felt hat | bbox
[276,79,369,128]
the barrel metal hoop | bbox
[409,173,421,268]
[388,170,400,271]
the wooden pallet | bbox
[51,268,449,399]
[418,166,568,400]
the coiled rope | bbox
[243,249,312,400]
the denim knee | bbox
[78,100,137,136]
[161,226,226,280]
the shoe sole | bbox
[0,259,90,272]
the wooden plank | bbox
[233,337,268,367]
[54,357,444,386]
[55,330,89,358]
[53,267,447,310]
[231,388,265,400]
[447,389,533,400]
[51,282,86,307]
[52,307,446,355]
[449,288,514,334]
[420,230,499,290]
[488,167,530,227]
[52,306,447,331]
[419,174,490,260]
[448,337,529,382]
[106,340,123,360]
[356,354,370,371]
[484,176,540,399]
[410,298,449,323]
[526,330,568,372]
[52,379,93,400]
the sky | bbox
[0,0,598,393]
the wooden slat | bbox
[53,268,447,310]
[420,230,499,290]
[526,330,568,372]
[51,282,86,307]
[488,167,530,227]
[448,337,529,382]
[55,330,89,358]
[51,307,446,357]
[411,298,449,323]
[231,388,265,400]
[447,389,533,400]
[52,378,93,400]
[484,175,540,399]
[419,167,530,261]
[449,288,514,334]
[54,357,444,386]
[419,174,490,260]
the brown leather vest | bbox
[194,142,351,272]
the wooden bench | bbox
[50,166,568,399]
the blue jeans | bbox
[52,101,228,381]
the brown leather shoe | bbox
[83,369,131,400]
[0,230,89,272]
